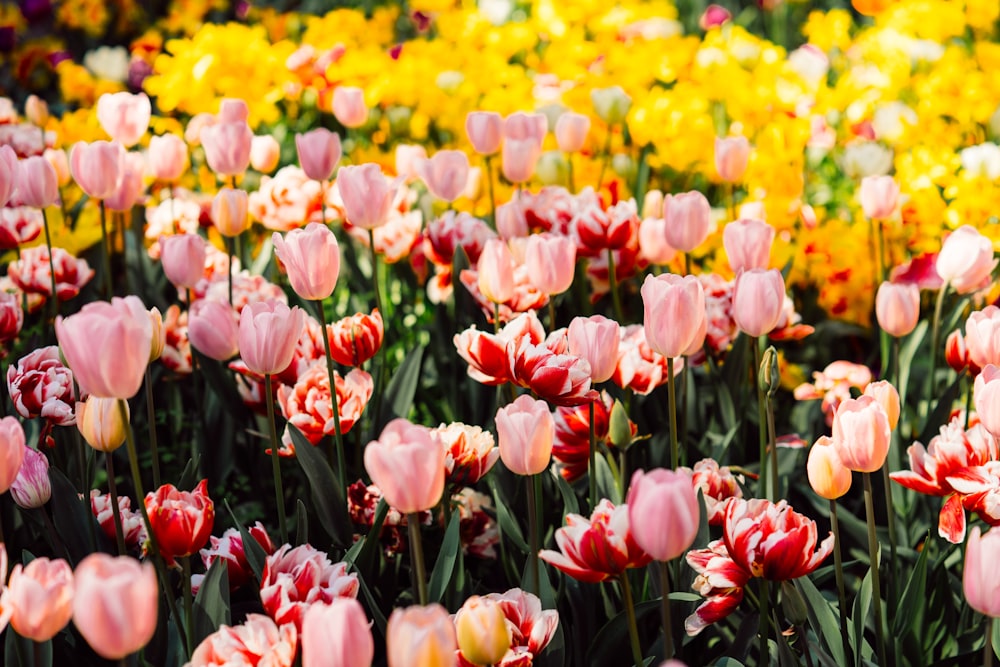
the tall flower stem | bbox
[987,617,995,667]
[144,368,161,488]
[727,183,736,222]
[104,454,126,555]
[607,248,623,324]
[527,473,541,596]
[759,577,770,666]
[484,156,499,228]
[367,228,386,438]
[660,560,674,658]
[264,374,288,545]
[226,236,235,308]
[181,556,195,656]
[99,201,113,299]
[588,400,598,510]
[316,300,347,488]
[925,284,949,424]
[40,208,58,316]
[863,472,889,667]
[567,154,576,193]
[597,125,614,189]
[620,574,644,667]
[667,357,679,469]
[406,514,428,605]
[830,500,852,665]
[754,338,771,499]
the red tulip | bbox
[7,345,76,426]
[507,337,598,407]
[327,309,384,367]
[145,479,215,565]
[0,291,21,344]
[278,366,373,449]
[434,422,499,488]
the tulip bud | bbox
[591,86,632,125]
[387,604,458,667]
[758,346,779,397]
[77,397,128,453]
[875,281,920,338]
[211,187,250,237]
[455,596,509,666]
[715,136,751,183]
[10,447,51,509]
[831,396,891,473]
[608,399,633,449]
[807,435,851,500]
[863,380,900,431]
[859,175,900,220]
[149,307,165,363]
[159,233,206,290]
[465,112,503,156]
[945,330,970,374]
[555,112,590,153]
[332,86,368,128]
[250,135,281,174]
[477,239,515,304]
[25,95,49,127]
[535,151,568,186]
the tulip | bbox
[831,395,891,473]
[260,544,359,630]
[211,187,250,237]
[55,297,153,399]
[43,148,71,187]
[975,365,1000,439]
[302,598,374,667]
[568,315,620,384]
[715,136,751,183]
[640,274,706,358]
[504,112,547,146]
[723,218,774,273]
[395,144,428,182]
[626,468,699,561]
[508,340,598,407]
[964,526,1000,617]
[945,329,972,374]
[72,553,158,659]
[863,380,900,431]
[190,615,297,667]
[104,151,145,212]
[591,86,632,125]
[10,447,51,509]
[0,145,16,207]
[250,135,281,174]
[731,269,786,337]
[296,128,342,182]
[495,200,528,239]
[494,395,554,476]
[859,175,900,219]
[555,112,591,153]
[147,134,188,182]
[0,416,26,494]
[185,112,215,146]
[966,306,1000,370]
[454,596,509,666]
[96,92,151,148]
[25,95,49,127]
[663,192,711,252]
[700,4,732,28]
[70,141,125,200]
[15,155,58,209]
[806,436,852,500]
[160,233,206,290]
[364,419,445,514]
[386,604,458,667]
[332,86,368,128]
[875,281,920,338]
[501,138,542,184]
[77,396,129,452]
[148,307,165,363]
[327,309,384,367]
[936,225,997,295]
[188,300,240,361]
[477,239,516,304]
[273,223,341,301]
[4,557,74,641]
[0,291,21,344]
[638,217,677,266]
[417,150,470,202]
[337,163,396,230]
[145,479,214,565]
[525,233,576,296]
[200,122,253,177]
[239,300,306,376]
[466,111,503,155]
[217,98,249,124]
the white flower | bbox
[960,143,1000,180]
[841,142,894,179]
[83,46,129,83]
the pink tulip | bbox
[24,95,48,127]
[0,416,26,494]
[272,223,341,301]
[72,553,158,659]
[525,233,576,296]
[238,300,306,376]
[386,604,458,667]
[731,269,785,337]
[638,217,677,265]
[859,175,900,219]
[568,315,620,383]
[967,306,1000,369]
[495,200,528,239]
[640,274,706,358]
[831,395,891,473]
[43,148,70,187]
[626,468,699,561]
[364,418,445,513]
[504,112,547,146]
[555,112,591,153]
[55,297,153,399]
[251,135,282,173]
[185,113,216,146]
[501,138,541,184]
[465,111,503,155]
[188,300,240,362]
[875,281,920,338]
[495,395,554,476]
[863,380,901,431]
[15,155,58,209]
[700,4,732,28]
[70,141,125,200]
[0,145,16,207]
[104,151,145,212]
[723,218,774,273]
[332,87,368,128]
[4,557,74,641]
[211,187,250,237]
[806,436,852,500]
[219,99,249,124]
[336,163,396,230]
[302,598,374,667]
[714,136,751,183]
[96,92,151,148]
[975,365,1000,439]
[296,128,342,181]
[964,526,1000,617]
[189,615,297,666]
[477,239,516,304]
[10,447,51,509]
[200,122,253,177]
[417,150,470,202]
[160,233,206,289]
[147,134,188,182]
[395,144,428,182]
[663,192,711,252]
[936,225,997,295]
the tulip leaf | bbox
[897,320,928,408]
[554,472,579,519]
[796,575,846,666]
[595,454,621,505]
[192,558,230,646]
[49,467,98,563]
[295,498,308,545]
[345,499,388,579]
[851,566,875,667]
[176,455,202,492]
[488,474,529,554]
[893,537,928,636]
[354,567,388,638]
[376,342,426,433]
[290,424,353,549]
[918,374,962,440]
[428,509,462,604]
[585,597,659,667]
[5,632,51,667]
[222,499,267,584]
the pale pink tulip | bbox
[663,192,711,252]
[477,239,516,304]
[859,175,900,219]
[568,315,620,383]
[364,419,445,513]
[964,527,1000,617]
[251,135,282,173]
[238,300,306,376]
[15,155,58,209]
[525,233,576,296]
[0,145,16,207]
[640,274,706,358]
[465,112,503,155]
[731,269,785,337]
[967,306,1000,370]
[495,395,554,476]
[96,92,151,148]
[4,557,74,641]
[336,164,396,230]
[555,112,590,153]
[627,468,699,561]
[395,144,428,182]
[723,218,774,273]
[831,396,891,473]
[937,225,997,295]
[160,233,207,289]
[417,150,470,202]
[272,223,340,301]
[296,129,342,181]
[147,134,188,182]
[104,151,145,212]
[504,112,547,146]
[200,122,253,177]
[70,141,124,200]
[875,281,920,338]
[72,553,158,659]
[0,416,26,493]
[301,598,374,667]
[638,217,677,265]
[975,365,1000,439]
[501,138,541,184]
[188,300,240,362]
[714,136,751,183]
[332,87,368,128]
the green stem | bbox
[265,375,288,545]
[588,400,598,510]
[620,574,644,667]
[226,236,235,308]
[925,283,948,428]
[567,154,576,193]
[754,338,770,499]
[727,182,736,222]
[660,560,674,658]
[863,472,889,667]
[104,453,127,555]
[181,556,194,656]
[548,299,556,331]
[485,155,498,229]
[41,208,58,316]
[407,513,428,605]
[317,300,347,489]
[765,387,778,500]
[684,251,692,278]
[99,200,113,299]
[830,500,852,665]
[527,473,541,596]
[597,125,613,189]
[881,462,897,622]
[759,577,770,666]
[144,368,161,489]
[987,617,995,667]
[607,248,623,324]
[668,356,679,469]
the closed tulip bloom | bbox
[395,144,428,182]
[332,87,368,128]
[477,239,516,304]
[296,129,342,181]
[555,112,590,153]
[160,233,206,289]
[200,121,253,177]
[964,526,1000,617]
[0,145,16,207]
[723,218,774,273]
[714,136,751,183]
[831,395,891,473]
[218,98,249,124]
[465,111,503,155]
[302,598,374,667]
[568,315,620,383]
[273,223,341,301]
[211,187,250,237]
[806,436,852,500]
[55,297,153,399]
[417,150,470,202]
[663,192,711,252]
[10,447,51,509]
[937,225,997,295]
[591,86,632,125]
[337,163,396,230]
[946,329,972,374]
[454,596,509,666]
[966,306,1000,370]
[96,92,151,148]
[495,200,528,239]
[239,300,306,376]
[504,112,547,146]
[364,418,445,514]
[641,274,706,359]
[76,396,128,452]
[73,553,158,659]
[0,416,26,493]
[626,468,699,561]
[104,151,146,212]
[386,604,458,667]
[4,557,74,641]
[501,137,542,184]
[25,95,49,127]
[863,380,900,430]
[147,134,188,182]
[859,175,900,219]
[15,155,58,209]
[975,365,1000,439]
[875,281,920,338]
[327,309,384,367]
[149,307,165,363]
[638,217,677,265]
[495,395,554,476]
[250,135,281,174]
[145,479,214,565]
[731,269,785,337]
[44,148,71,187]
[525,233,576,296]
[188,300,240,361]
[70,141,125,200]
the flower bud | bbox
[76,396,128,453]
[10,447,51,509]
[455,596,509,666]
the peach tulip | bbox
[555,112,590,153]
[211,187,250,237]
[495,395,554,476]
[875,281,920,338]
[417,150,470,202]
[806,436,852,500]
[386,604,458,667]
[0,416,26,493]
[364,419,445,514]
[72,553,158,659]
[4,557,74,641]
[302,598,374,667]
[863,380,900,431]
[332,87,368,128]
[465,112,503,156]
[831,396,891,473]
[76,396,128,453]
[715,136,751,183]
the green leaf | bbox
[5,631,51,667]
[223,500,266,584]
[897,320,928,407]
[295,498,308,546]
[49,467,97,563]
[893,537,928,636]
[428,510,462,604]
[553,473,579,519]
[376,343,426,433]
[346,499,388,575]
[586,597,660,667]
[354,567,388,638]
[488,475,528,554]
[192,558,231,647]
[918,374,963,439]
[851,566,874,667]
[176,456,202,492]
[797,575,846,666]
[595,455,621,505]
[290,424,353,548]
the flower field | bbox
[0,0,999,665]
